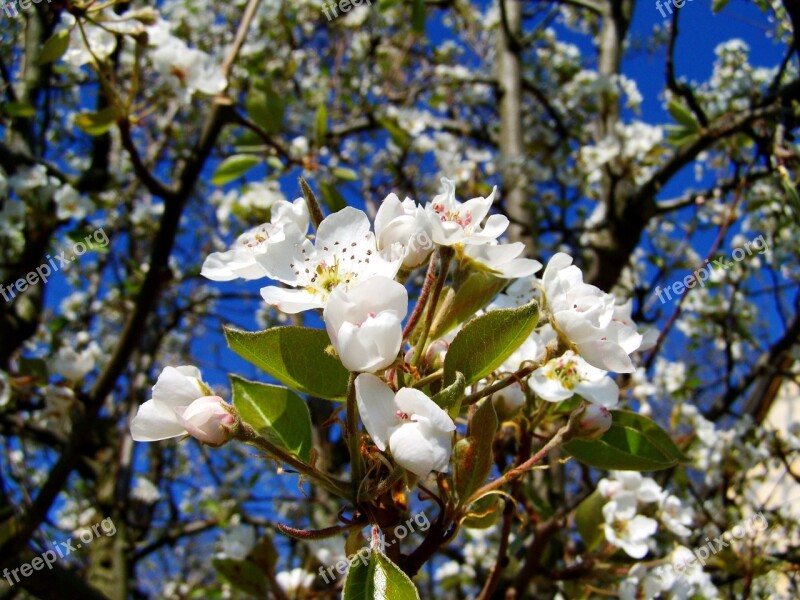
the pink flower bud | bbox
[424,339,449,371]
[175,396,235,446]
[577,405,612,440]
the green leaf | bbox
[38,30,71,65]
[2,102,36,118]
[668,100,700,133]
[443,301,539,386]
[266,156,284,171]
[430,371,465,418]
[563,411,689,472]
[343,550,420,600]
[67,228,109,253]
[224,326,349,401]
[575,490,606,552]
[454,399,498,503]
[246,89,285,135]
[75,108,118,136]
[332,167,359,181]
[430,270,508,339]
[213,558,268,597]
[19,358,47,382]
[248,534,278,577]
[315,103,328,148]
[319,181,348,212]
[412,0,426,34]
[712,0,730,12]
[231,376,313,461]
[212,155,260,186]
[665,125,700,147]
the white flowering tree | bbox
[1,0,799,598]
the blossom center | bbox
[241,226,272,248]
[548,358,581,390]
[433,203,472,228]
[355,312,377,328]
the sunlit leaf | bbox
[444,301,539,386]
[343,550,420,600]
[212,155,260,186]
[231,376,313,461]
[225,326,349,401]
[563,411,689,471]
[38,30,70,65]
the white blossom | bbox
[355,374,455,479]
[542,253,642,373]
[374,194,433,269]
[130,366,234,445]
[602,493,658,559]
[323,276,407,372]
[259,207,400,313]
[529,351,619,407]
[201,198,309,282]
[425,178,508,246]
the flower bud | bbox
[175,396,235,447]
[374,194,434,269]
[131,366,236,445]
[424,338,449,371]
[323,276,408,373]
[576,404,613,440]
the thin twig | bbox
[403,252,438,341]
[465,409,583,506]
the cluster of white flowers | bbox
[620,547,718,600]
[599,472,696,562]
[578,120,665,189]
[59,8,225,101]
[133,178,650,480]
[489,253,655,411]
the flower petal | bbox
[260,286,324,314]
[152,366,204,408]
[354,374,397,451]
[387,422,436,479]
[395,388,455,432]
[575,377,619,407]
[131,399,186,441]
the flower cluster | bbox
[599,471,696,558]
[133,178,651,482]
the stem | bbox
[462,347,551,407]
[374,467,405,498]
[475,499,515,600]
[402,252,438,341]
[413,369,444,389]
[345,373,364,497]
[233,421,351,501]
[465,408,583,506]
[411,247,454,368]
